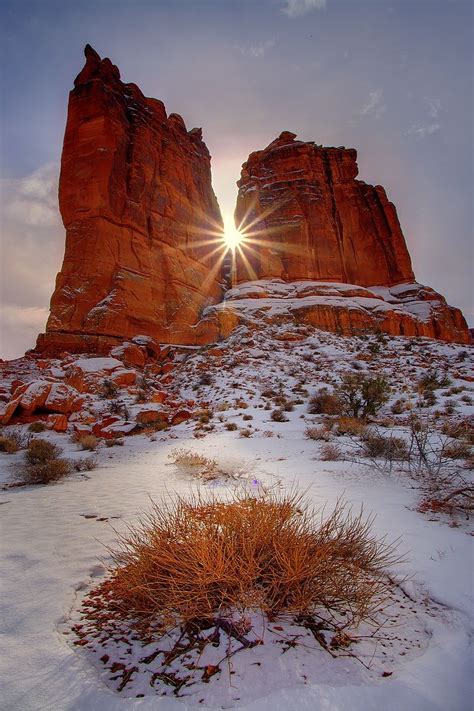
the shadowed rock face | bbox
[36,45,224,356]
[234,131,415,287]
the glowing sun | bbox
[223,214,245,250]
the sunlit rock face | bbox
[36,45,224,357]
[234,131,415,287]
[231,132,470,343]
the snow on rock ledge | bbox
[205,280,471,344]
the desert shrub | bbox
[261,388,277,399]
[305,425,330,441]
[199,373,213,386]
[19,439,71,485]
[25,439,62,465]
[105,437,125,447]
[108,399,129,418]
[28,421,47,433]
[196,408,213,424]
[271,408,289,422]
[169,449,220,480]
[308,388,342,416]
[417,369,451,393]
[73,457,97,472]
[334,417,367,437]
[443,440,471,460]
[101,378,119,399]
[391,398,408,415]
[86,492,398,634]
[20,458,72,485]
[242,414,253,421]
[336,374,390,420]
[0,434,21,454]
[362,433,409,461]
[320,443,342,461]
[135,389,149,404]
[443,399,458,415]
[225,422,238,431]
[239,428,252,438]
[441,419,474,443]
[78,434,98,451]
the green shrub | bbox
[336,374,390,420]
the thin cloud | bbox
[282,0,326,18]
[406,122,441,139]
[360,89,386,119]
[426,97,441,118]
[236,39,276,58]
[3,163,60,227]
[0,162,64,358]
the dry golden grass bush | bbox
[78,434,98,451]
[308,388,343,416]
[305,425,331,441]
[91,492,398,634]
[334,417,368,437]
[320,443,343,461]
[169,448,221,480]
[0,434,21,454]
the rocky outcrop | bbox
[205,280,470,344]
[234,131,415,287]
[230,132,470,343]
[36,45,224,357]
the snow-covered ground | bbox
[1,326,473,710]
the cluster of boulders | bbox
[0,335,193,437]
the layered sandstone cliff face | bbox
[234,131,415,287]
[227,132,469,343]
[36,45,224,356]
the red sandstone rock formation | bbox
[234,131,415,287]
[36,45,224,357]
[208,280,470,343]
[230,132,470,343]
[34,50,469,351]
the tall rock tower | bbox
[36,45,224,356]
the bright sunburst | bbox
[223,214,245,250]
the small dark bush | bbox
[320,443,342,461]
[25,439,62,465]
[362,433,408,461]
[417,369,451,393]
[101,378,119,399]
[308,388,342,415]
[0,435,21,454]
[271,409,289,422]
[105,437,125,447]
[21,458,72,485]
[28,421,47,433]
[225,422,238,431]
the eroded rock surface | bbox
[234,131,415,287]
[36,45,224,357]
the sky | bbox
[0,0,472,359]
